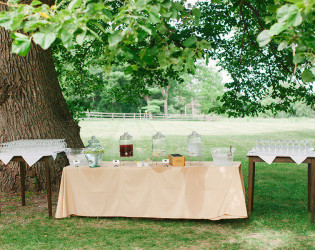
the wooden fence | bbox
[80,112,220,121]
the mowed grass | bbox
[1,118,315,249]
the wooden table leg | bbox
[308,163,311,212]
[44,157,52,218]
[252,162,256,211]
[20,161,26,206]
[247,157,255,221]
[311,159,315,224]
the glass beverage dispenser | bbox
[188,131,202,157]
[84,136,104,167]
[152,132,166,157]
[120,132,133,157]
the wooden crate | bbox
[168,154,185,166]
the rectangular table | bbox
[56,161,248,220]
[247,156,315,223]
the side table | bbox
[247,156,315,223]
[0,154,64,218]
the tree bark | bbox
[0,4,84,192]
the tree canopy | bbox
[195,0,314,116]
[0,0,314,117]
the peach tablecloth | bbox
[55,161,247,220]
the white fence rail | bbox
[80,112,220,121]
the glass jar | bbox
[120,132,133,157]
[84,136,104,167]
[188,131,202,157]
[152,132,166,157]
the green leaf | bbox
[264,16,273,24]
[108,31,123,48]
[277,4,301,26]
[161,0,171,9]
[32,31,56,50]
[31,0,42,6]
[267,5,279,14]
[287,9,302,26]
[170,8,178,19]
[192,7,201,25]
[68,0,82,11]
[94,23,107,34]
[183,37,197,47]
[293,53,305,64]
[157,23,167,34]
[257,30,271,47]
[149,5,160,24]
[137,0,149,9]
[137,30,147,41]
[102,9,113,20]
[131,64,138,71]
[60,29,73,49]
[277,41,288,51]
[139,25,152,35]
[0,12,12,30]
[301,69,315,82]
[173,2,184,11]
[24,20,49,33]
[11,33,31,56]
[269,23,285,36]
[76,31,86,46]
[277,5,291,23]
[124,65,133,75]
[93,3,104,11]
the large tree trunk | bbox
[0,4,84,192]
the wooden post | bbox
[134,113,135,119]
[123,113,125,120]
[311,159,315,224]
[308,163,311,211]
[247,157,255,221]
[20,161,26,206]
[112,113,114,120]
[44,157,52,218]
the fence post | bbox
[88,111,90,120]
[112,113,114,120]
[123,113,125,120]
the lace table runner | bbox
[0,139,67,166]
[247,149,315,164]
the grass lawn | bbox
[1,118,315,248]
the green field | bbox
[1,118,315,248]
